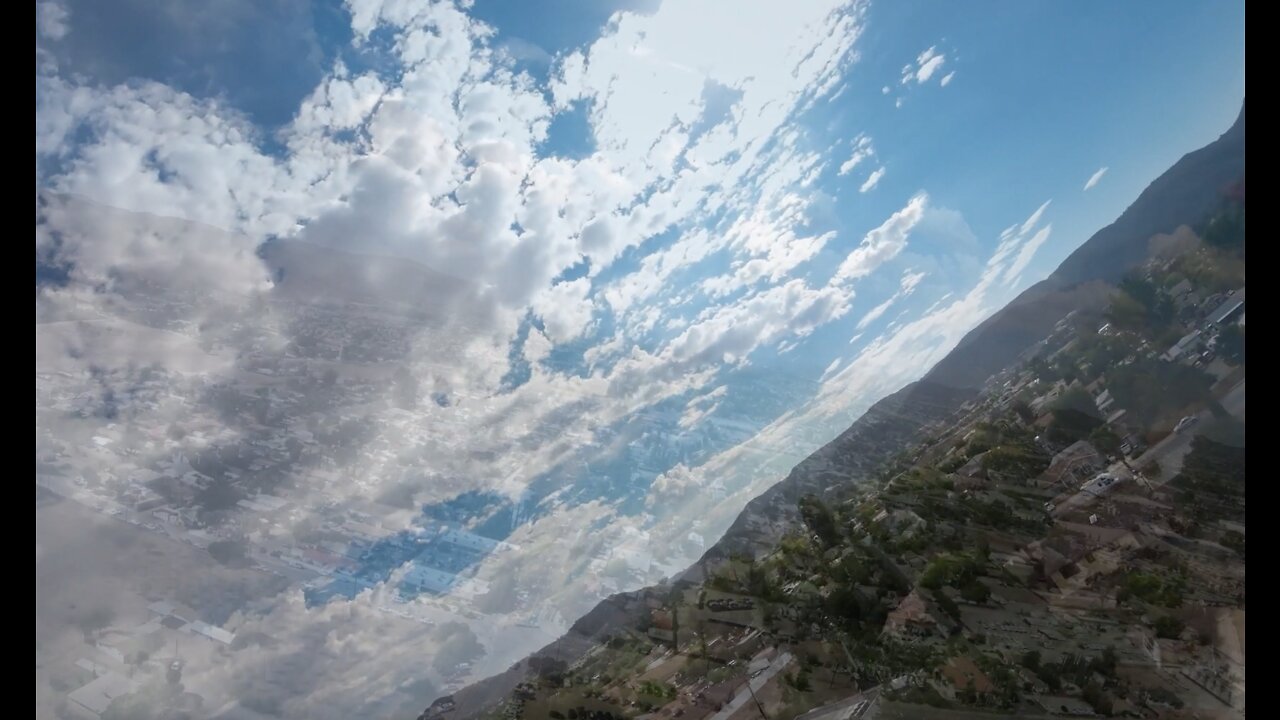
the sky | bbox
[35,0,1244,717]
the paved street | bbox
[1052,379,1244,518]
[709,651,793,720]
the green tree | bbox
[960,580,991,604]
[799,495,841,549]
[1221,529,1245,557]
[1089,426,1123,456]
[1083,682,1112,716]
[1108,273,1176,336]
[1201,204,1245,251]
[1153,615,1184,639]
[1217,323,1245,365]
[208,539,251,567]
[1021,650,1041,673]
[1047,387,1103,444]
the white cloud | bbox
[854,267,925,331]
[834,192,926,282]
[523,327,553,364]
[814,199,1052,419]
[664,279,854,366]
[1083,166,1109,191]
[940,71,956,87]
[1018,200,1052,238]
[899,268,927,294]
[699,195,837,296]
[1003,224,1052,286]
[915,47,947,83]
[859,166,886,193]
[901,45,948,85]
[36,1,69,41]
[856,295,896,330]
[820,357,843,380]
[532,278,595,343]
[838,134,874,176]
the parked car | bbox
[1120,435,1147,457]
[1174,415,1200,434]
[1082,473,1120,497]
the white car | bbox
[1174,415,1200,434]
[1082,473,1120,497]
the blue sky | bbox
[35,0,1245,702]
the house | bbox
[1162,329,1202,362]
[940,655,994,696]
[1030,695,1096,716]
[67,672,136,717]
[882,589,957,640]
[421,695,457,717]
[1030,380,1070,414]
[1206,287,1245,327]
[1040,441,1103,489]
[647,609,676,645]
[1168,278,1193,301]
[1120,434,1147,457]
[956,452,988,481]
[186,620,235,645]
[1093,389,1117,415]
[879,509,927,536]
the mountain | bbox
[429,100,1245,719]
[924,101,1245,391]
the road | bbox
[1134,378,1245,485]
[709,651,793,720]
[1051,378,1244,518]
[797,687,881,719]
[1220,377,1245,419]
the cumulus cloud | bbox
[1083,166,1108,191]
[532,278,595,343]
[940,71,956,87]
[37,193,271,299]
[36,1,69,40]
